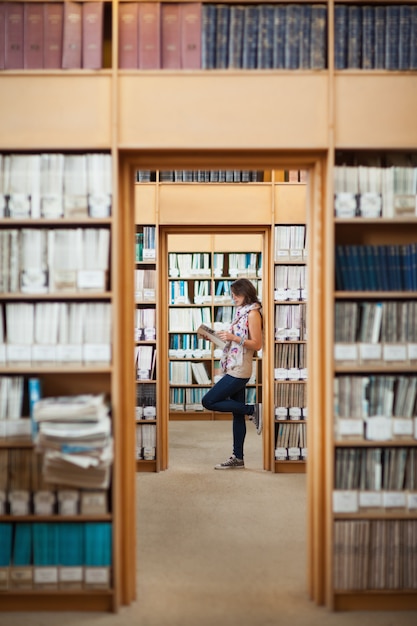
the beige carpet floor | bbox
[2,421,417,625]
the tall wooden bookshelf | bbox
[0,0,416,615]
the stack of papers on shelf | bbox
[34,394,113,489]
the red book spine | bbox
[180,3,201,69]
[5,2,24,69]
[138,2,161,69]
[82,1,104,69]
[62,1,82,69]
[24,2,44,69]
[0,4,6,70]
[44,3,64,69]
[161,4,181,69]
[118,2,139,69]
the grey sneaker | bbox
[250,403,262,435]
[214,455,245,470]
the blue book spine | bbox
[385,5,400,70]
[59,522,84,566]
[347,5,362,68]
[334,4,348,69]
[377,246,389,291]
[401,244,413,291]
[361,6,375,69]
[215,4,230,69]
[350,246,362,290]
[33,523,59,566]
[364,245,377,290]
[399,4,411,70]
[374,6,386,69]
[335,245,348,290]
[13,522,32,566]
[201,4,217,69]
[273,4,286,68]
[285,4,301,69]
[228,6,245,68]
[410,243,417,290]
[85,523,112,566]
[28,377,42,439]
[242,6,259,69]
[0,523,13,567]
[358,245,368,290]
[394,244,403,290]
[386,245,396,290]
[299,4,312,69]
[310,4,327,70]
[411,7,417,70]
[257,5,274,69]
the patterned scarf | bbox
[220,302,261,373]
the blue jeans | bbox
[202,374,252,460]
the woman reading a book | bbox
[200,278,263,469]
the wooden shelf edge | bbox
[135,460,157,473]
[333,591,417,612]
[0,590,114,612]
[274,461,307,474]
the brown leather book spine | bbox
[161,3,181,69]
[138,2,161,69]
[44,3,64,69]
[5,2,24,69]
[82,1,104,69]
[62,1,82,69]
[118,2,139,69]
[24,2,44,69]
[180,3,201,69]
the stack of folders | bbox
[33,394,113,490]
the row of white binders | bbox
[274,225,307,262]
[168,252,261,278]
[275,304,307,340]
[135,308,156,342]
[0,228,110,294]
[0,303,111,365]
[334,164,417,218]
[0,153,112,219]
[135,424,156,460]
[274,265,307,301]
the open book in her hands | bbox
[196,324,226,349]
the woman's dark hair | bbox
[230,278,261,305]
